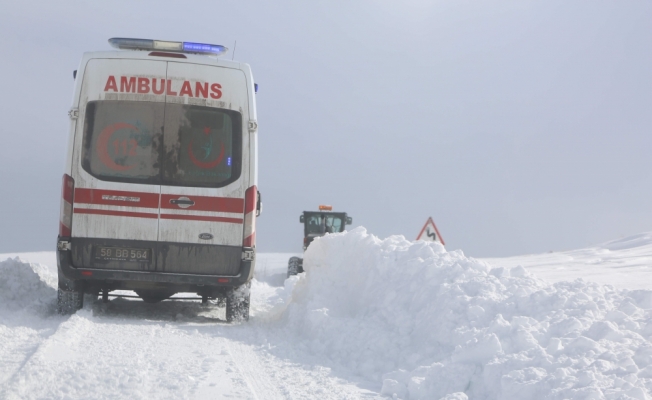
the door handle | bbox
[170,197,195,207]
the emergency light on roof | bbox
[108,38,228,56]
[319,205,333,211]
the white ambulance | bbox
[57,38,260,321]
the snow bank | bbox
[0,257,56,314]
[279,227,652,399]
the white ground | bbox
[484,232,652,291]
[1,229,651,399]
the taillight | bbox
[243,185,257,247]
[59,174,74,236]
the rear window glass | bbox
[82,101,162,184]
[82,101,242,187]
[162,105,241,187]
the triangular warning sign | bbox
[416,217,445,245]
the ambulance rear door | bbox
[157,62,251,275]
[71,58,166,271]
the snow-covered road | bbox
[1,229,652,399]
[0,255,377,399]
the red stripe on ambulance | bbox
[159,214,243,224]
[74,188,159,209]
[243,186,257,247]
[74,208,158,219]
[74,188,245,224]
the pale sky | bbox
[1,1,650,257]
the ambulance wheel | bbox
[136,290,174,304]
[226,283,250,322]
[57,287,83,315]
[287,257,304,277]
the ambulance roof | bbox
[80,50,247,70]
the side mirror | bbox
[256,191,262,217]
[346,217,352,225]
[300,215,305,223]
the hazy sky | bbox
[1,1,650,257]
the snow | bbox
[274,228,652,398]
[484,232,652,290]
[0,252,57,275]
[0,257,56,314]
[1,230,651,398]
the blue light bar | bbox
[108,38,228,56]
[183,42,227,55]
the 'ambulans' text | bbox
[103,76,222,99]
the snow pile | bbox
[280,227,652,399]
[0,257,56,314]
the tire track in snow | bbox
[1,311,95,399]
[224,340,284,400]
[0,254,381,399]
[0,257,60,390]
[0,321,58,389]
[2,301,260,399]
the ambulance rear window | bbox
[162,104,242,187]
[82,101,163,184]
[82,101,241,187]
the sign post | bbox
[416,217,445,246]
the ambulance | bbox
[56,38,260,321]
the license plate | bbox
[94,246,152,262]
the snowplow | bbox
[287,205,352,277]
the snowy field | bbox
[1,229,651,399]
[485,232,652,291]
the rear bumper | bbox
[57,237,255,291]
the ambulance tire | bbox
[226,283,250,322]
[136,290,174,304]
[57,287,83,315]
[287,257,304,277]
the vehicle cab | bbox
[300,205,352,250]
[286,205,352,277]
[56,38,260,321]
